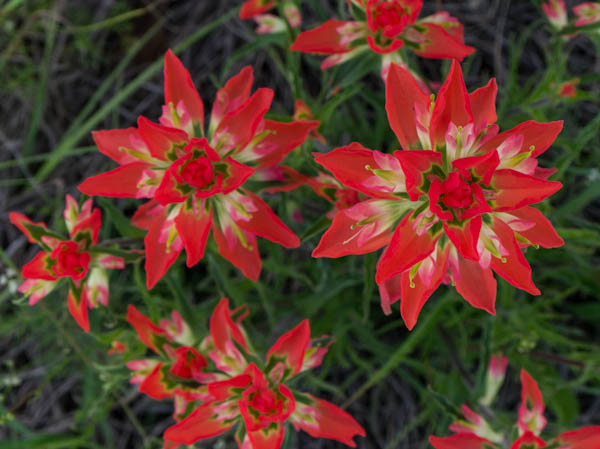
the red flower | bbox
[291,0,473,76]
[163,298,365,449]
[79,50,318,289]
[240,0,302,34]
[480,354,508,406]
[10,195,127,332]
[107,340,127,355]
[126,305,212,402]
[556,79,579,98]
[574,2,600,27]
[430,361,600,449]
[542,0,567,30]
[312,61,564,330]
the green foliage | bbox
[1,0,599,448]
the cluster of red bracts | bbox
[312,60,564,330]
[239,0,473,79]
[10,195,134,332]
[430,356,600,449]
[7,2,598,447]
[122,298,365,449]
[289,0,473,78]
[16,48,565,335]
[78,50,318,289]
[542,0,600,31]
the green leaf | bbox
[548,388,579,425]
[300,215,331,242]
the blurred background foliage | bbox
[0,0,599,448]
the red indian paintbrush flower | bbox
[312,60,564,330]
[240,0,301,34]
[542,0,568,30]
[79,50,318,289]
[125,305,214,407]
[163,297,365,449]
[574,2,600,27]
[10,195,128,332]
[430,359,600,449]
[291,0,474,77]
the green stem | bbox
[342,292,453,408]
[35,6,239,182]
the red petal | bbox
[491,169,562,211]
[208,373,252,401]
[211,66,253,128]
[490,217,540,295]
[394,150,442,198]
[379,274,402,316]
[215,88,273,151]
[518,369,546,435]
[452,256,497,315]
[314,143,397,199]
[429,434,494,449]
[9,212,49,244]
[71,208,101,246]
[154,163,188,205]
[507,207,565,248]
[212,223,261,281]
[174,203,212,267]
[533,166,557,180]
[554,426,600,449]
[293,396,366,447]
[267,320,310,379]
[221,158,255,194]
[249,119,319,168]
[386,64,431,150]
[510,431,547,449]
[67,288,90,332]
[163,403,234,445]
[139,363,173,400]
[144,214,182,289]
[480,120,563,158]
[210,297,250,353]
[451,149,499,186]
[312,201,394,258]
[290,20,355,54]
[430,60,474,147]
[164,49,204,128]
[78,162,151,198]
[131,200,165,230]
[126,304,166,354]
[247,424,285,449]
[240,0,275,19]
[413,22,475,61]
[376,213,439,284]
[236,191,300,248]
[138,116,189,161]
[468,79,498,125]
[22,251,56,281]
[400,245,450,330]
[443,217,482,261]
[92,128,146,164]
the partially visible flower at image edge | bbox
[290,0,474,78]
[429,358,600,449]
[121,297,365,449]
[240,0,302,35]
